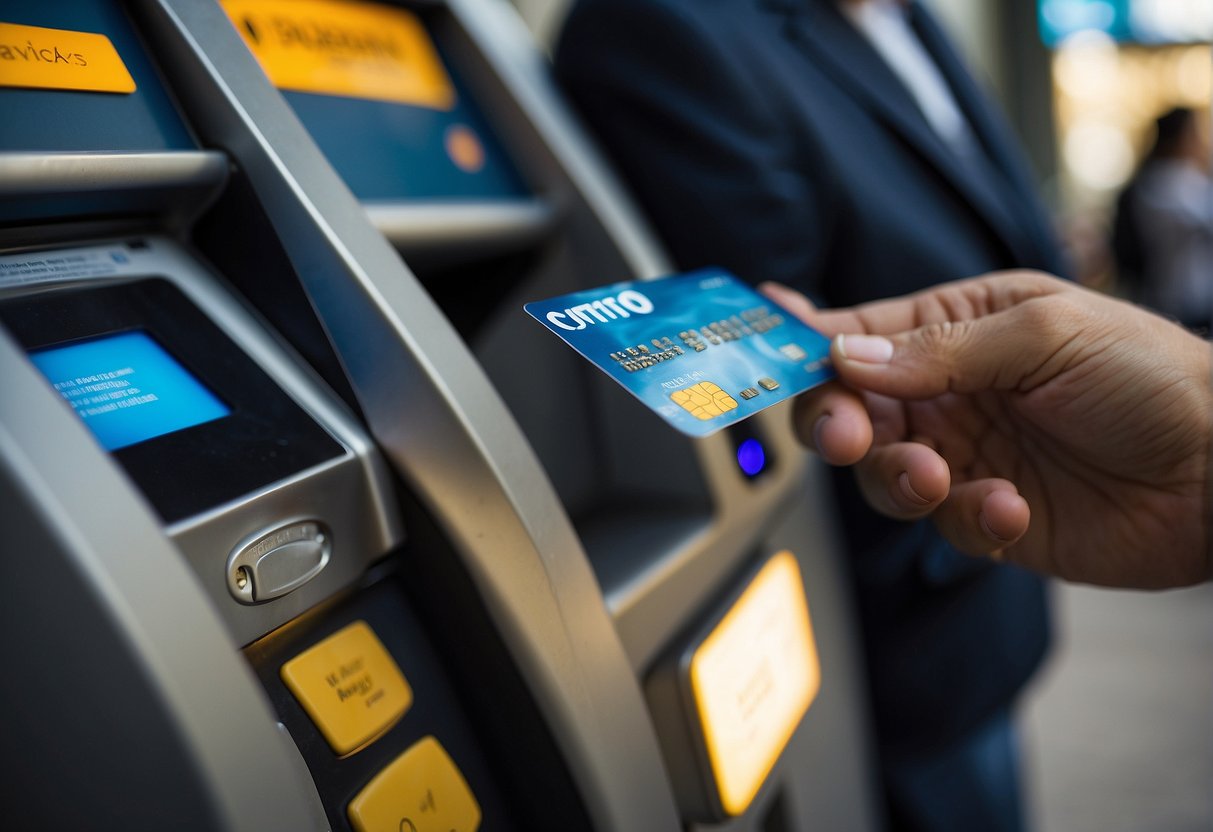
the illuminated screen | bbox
[30,331,230,451]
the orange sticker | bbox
[445,125,486,173]
[0,22,135,94]
[221,0,456,110]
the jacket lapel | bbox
[766,0,1042,266]
[907,3,1060,268]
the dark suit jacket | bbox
[555,0,1064,754]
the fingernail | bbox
[898,471,930,505]
[979,512,1010,543]
[837,334,893,364]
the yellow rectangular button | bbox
[281,620,412,756]
[220,0,455,110]
[0,22,136,94]
[349,736,481,832]
[689,551,821,816]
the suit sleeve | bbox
[553,0,830,290]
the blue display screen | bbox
[30,331,230,451]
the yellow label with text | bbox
[690,551,821,816]
[221,0,456,110]
[281,620,413,756]
[0,23,135,94]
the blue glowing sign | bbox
[30,331,230,451]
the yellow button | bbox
[280,621,412,756]
[348,736,481,832]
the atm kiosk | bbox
[146,0,878,828]
[1,1,877,830]
[0,3,635,831]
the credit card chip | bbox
[670,381,739,420]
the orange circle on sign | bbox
[445,125,486,173]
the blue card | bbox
[524,269,834,437]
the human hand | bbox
[763,271,1213,588]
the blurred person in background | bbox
[555,1,1069,830]
[1112,107,1213,332]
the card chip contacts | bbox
[670,381,739,420]
[524,269,834,437]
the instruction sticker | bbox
[221,0,456,110]
[525,269,834,437]
[0,22,135,94]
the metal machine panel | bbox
[0,0,196,151]
[0,237,403,647]
[216,0,529,201]
[284,80,529,201]
[0,326,328,832]
[132,2,685,828]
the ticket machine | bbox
[0,2,649,829]
[1,1,877,830]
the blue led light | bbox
[737,438,766,477]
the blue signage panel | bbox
[0,0,195,151]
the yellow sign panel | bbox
[348,736,481,832]
[281,620,413,756]
[690,551,821,816]
[221,0,456,110]
[0,23,135,94]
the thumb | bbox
[830,297,1083,399]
